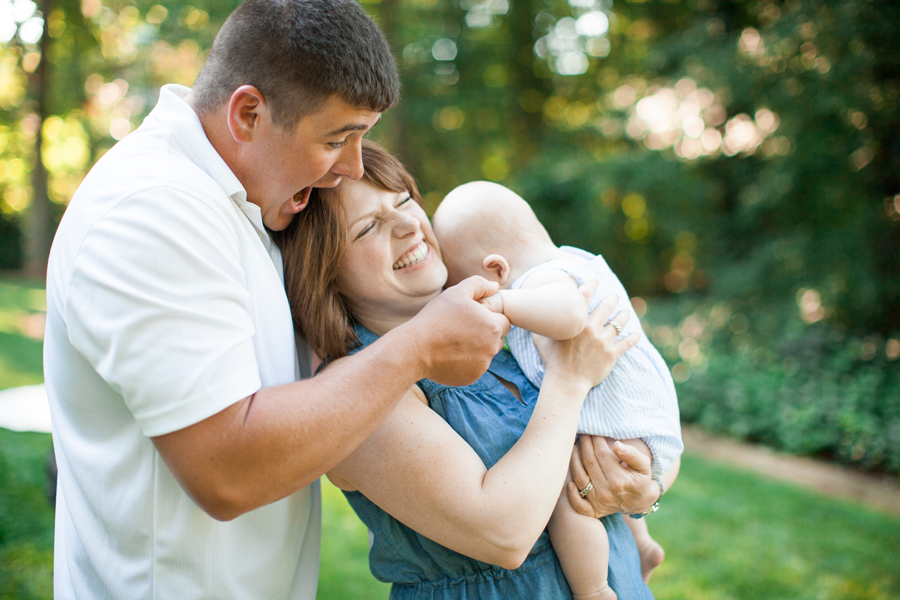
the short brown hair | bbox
[273,140,423,360]
[192,0,400,129]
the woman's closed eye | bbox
[355,221,376,240]
[353,193,413,240]
[329,139,347,149]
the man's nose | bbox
[332,141,365,180]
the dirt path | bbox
[682,425,900,518]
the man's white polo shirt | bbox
[44,85,320,599]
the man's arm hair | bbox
[151,277,509,521]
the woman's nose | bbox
[392,212,420,237]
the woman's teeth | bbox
[393,242,428,270]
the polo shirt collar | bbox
[148,85,270,239]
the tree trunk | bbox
[24,0,52,279]
[376,0,412,166]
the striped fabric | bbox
[506,246,683,477]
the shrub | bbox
[644,298,900,476]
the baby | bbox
[432,181,683,600]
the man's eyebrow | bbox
[323,114,382,137]
[324,124,369,137]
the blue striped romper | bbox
[506,246,683,477]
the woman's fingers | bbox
[591,435,626,474]
[567,443,603,517]
[571,436,619,518]
[569,435,659,517]
[604,305,639,360]
[576,277,599,308]
[587,292,619,324]
[565,482,595,517]
[611,440,651,476]
[607,304,631,333]
[568,443,589,490]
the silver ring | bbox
[608,321,623,336]
[578,481,594,498]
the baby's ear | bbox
[482,254,510,286]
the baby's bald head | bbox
[432,181,554,287]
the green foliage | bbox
[362,0,900,336]
[2,0,899,332]
[679,340,900,475]
[642,297,900,476]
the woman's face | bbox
[332,177,448,330]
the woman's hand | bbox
[565,435,660,517]
[533,287,639,392]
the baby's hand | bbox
[479,291,504,314]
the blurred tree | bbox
[0,0,897,340]
[0,0,238,274]
[366,0,898,335]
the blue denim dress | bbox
[344,327,654,600]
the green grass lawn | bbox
[1,279,898,599]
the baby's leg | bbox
[548,469,617,600]
[616,438,665,584]
[623,514,665,583]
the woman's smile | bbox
[393,240,432,270]
[329,176,448,333]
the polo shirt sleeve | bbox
[64,188,263,437]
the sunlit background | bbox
[0,0,898,598]
[0,0,898,476]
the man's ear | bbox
[482,254,511,286]
[226,85,267,144]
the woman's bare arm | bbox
[328,293,638,569]
[328,376,590,569]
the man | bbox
[44,1,507,598]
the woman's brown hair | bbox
[272,139,424,361]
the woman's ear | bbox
[226,85,267,144]
[482,254,511,286]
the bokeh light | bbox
[431,38,457,61]
[620,78,781,161]
[797,288,825,323]
[534,7,611,77]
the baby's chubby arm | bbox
[481,269,590,340]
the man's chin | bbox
[264,218,291,232]
[263,210,297,232]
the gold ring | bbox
[578,481,594,498]
[608,321,622,336]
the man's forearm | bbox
[152,324,429,521]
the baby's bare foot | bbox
[636,537,665,584]
[572,583,617,600]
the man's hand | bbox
[400,276,510,386]
[533,290,639,391]
[565,435,658,517]
[478,291,504,314]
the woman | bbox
[274,141,658,599]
